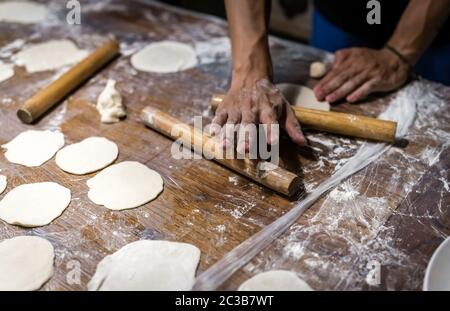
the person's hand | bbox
[209,77,306,154]
[314,47,410,103]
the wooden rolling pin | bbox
[141,107,302,197]
[210,94,398,143]
[17,40,120,124]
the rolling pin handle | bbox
[17,109,34,124]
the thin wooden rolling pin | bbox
[141,107,302,197]
[210,94,398,143]
[17,40,120,124]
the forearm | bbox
[387,0,450,64]
[224,0,273,84]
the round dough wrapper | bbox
[2,130,65,167]
[238,270,313,291]
[0,175,6,194]
[88,240,200,291]
[87,161,164,211]
[15,40,88,73]
[131,41,198,74]
[0,236,54,291]
[56,137,119,175]
[0,182,71,227]
[0,61,14,83]
[0,1,48,24]
[277,83,330,111]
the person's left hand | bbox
[314,47,410,103]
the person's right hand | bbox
[209,76,307,154]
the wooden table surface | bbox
[0,0,449,291]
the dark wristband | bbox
[384,45,418,81]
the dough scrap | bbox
[56,137,119,175]
[15,40,88,73]
[0,236,54,291]
[0,182,71,227]
[87,161,164,210]
[0,61,14,83]
[0,174,6,194]
[2,130,65,167]
[88,240,200,291]
[131,41,198,74]
[238,270,313,291]
[0,1,48,24]
[277,83,330,111]
[309,61,328,79]
[96,79,127,123]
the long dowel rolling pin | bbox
[17,40,120,124]
[141,107,302,197]
[210,94,398,143]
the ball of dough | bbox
[131,41,198,74]
[96,80,126,124]
[56,137,119,175]
[0,236,54,291]
[238,270,313,291]
[88,240,200,291]
[309,61,327,79]
[2,130,65,167]
[0,182,71,227]
[87,161,164,210]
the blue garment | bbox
[311,10,450,85]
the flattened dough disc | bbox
[87,161,164,211]
[2,130,65,167]
[88,240,200,291]
[238,270,313,291]
[56,137,119,175]
[277,83,330,111]
[131,41,198,74]
[0,1,48,24]
[0,236,54,291]
[0,182,71,227]
[0,175,6,194]
[15,40,88,73]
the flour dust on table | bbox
[0,236,54,291]
[87,161,164,210]
[56,137,119,175]
[238,270,313,291]
[131,41,198,74]
[96,79,127,123]
[15,40,88,73]
[2,130,65,167]
[88,240,200,291]
[0,1,48,24]
[0,182,71,227]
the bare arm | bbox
[210,0,306,153]
[388,0,450,64]
[314,0,450,103]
